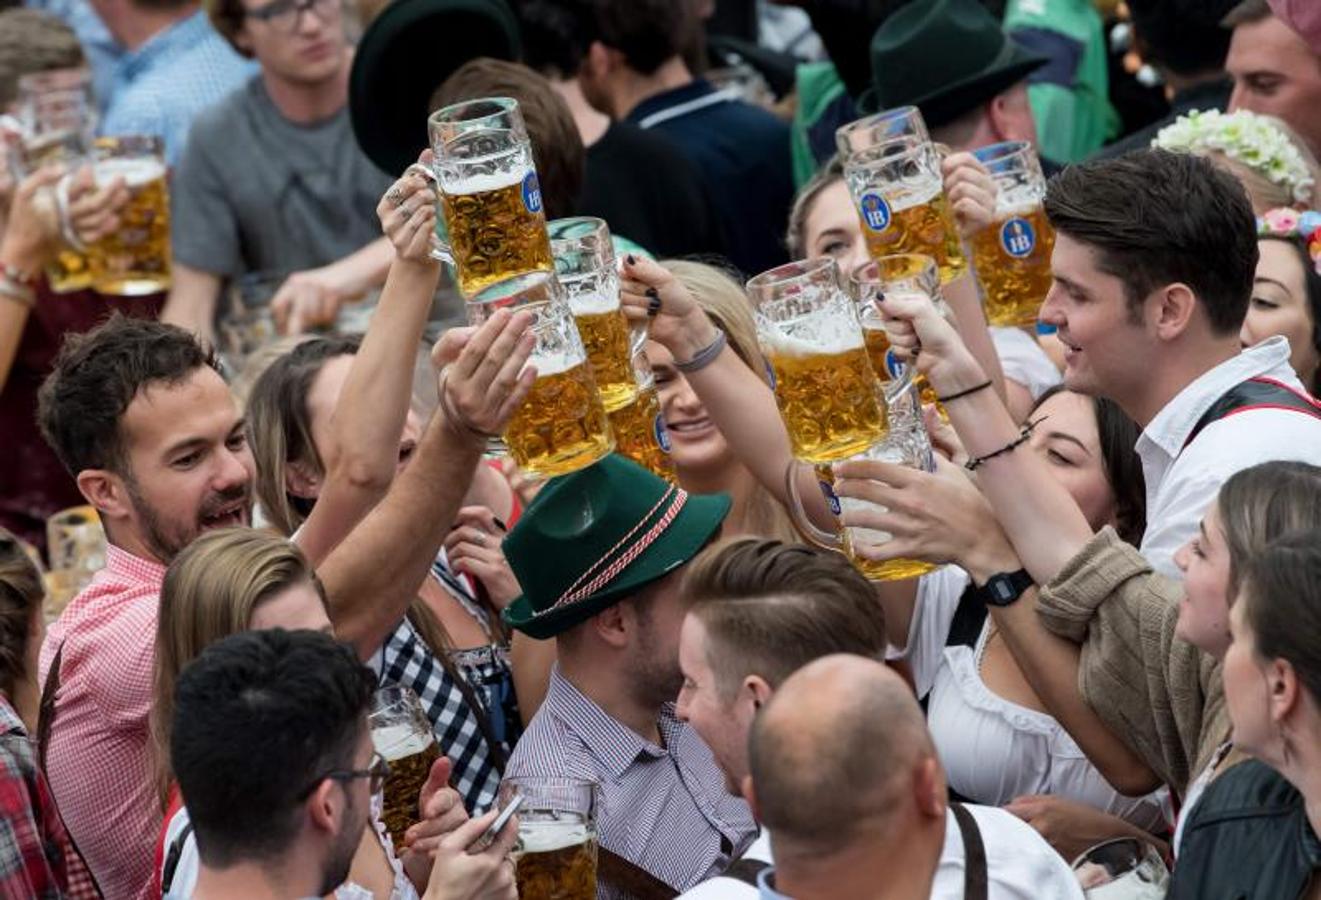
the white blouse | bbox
[906,566,1169,833]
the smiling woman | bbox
[1241,225,1321,393]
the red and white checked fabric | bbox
[39,545,166,900]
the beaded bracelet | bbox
[674,329,728,374]
[964,417,1044,471]
[936,379,993,404]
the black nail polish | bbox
[646,287,659,299]
[493,517,508,532]
[626,254,636,265]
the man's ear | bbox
[914,756,946,821]
[592,603,629,649]
[1152,282,1198,342]
[76,469,133,523]
[304,779,341,836]
[743,675,774,712]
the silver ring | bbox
[386,186,405,208]
[473,530,488,547]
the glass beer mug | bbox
[606,336,677,482]
[500,777,599,900]
[85,134,172,295]
[834,104,929,159]
[368,685,440,851]
[428,97,554,297]
[969,140,1057,327]
[548,216,638,412]
[466,270,614,478]
[747,257,886,464]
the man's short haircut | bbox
[206,0,250,57]
[589,0,693,76]
[37,313,221,477]
[519,0,591,79]
[0,9,84,109]
[1043,149,1257,336]
[432,58,585,220]
[170,629,376,868]
[1222,0,1271,27]
[681,538,888,698]
[1128,0,1236,77]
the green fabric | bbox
[1004,0,1119,162]
[791,61,848,189]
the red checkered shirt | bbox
[39,545,165,900]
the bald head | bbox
[748,655,936,854]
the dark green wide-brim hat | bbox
[502,456,730,640]
[349,0,521,178]
[858,0,1048,127]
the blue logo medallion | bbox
[521,172,543,214]
[654,413,672,454]
[884,349,907,380]
[859,192,892,233]
[1000,217,1036,258]
[819,480,842,516]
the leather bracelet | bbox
[0,267,36,309]
[936,379,992,404]
[674,329,727,374]
[964,416,1043,471]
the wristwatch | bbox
[969,569,1035,607]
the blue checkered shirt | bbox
[99,10,256,165]
[507,665,757,897]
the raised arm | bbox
[296,163,438,566]
[315,311,536,658]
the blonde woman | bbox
[650,260,798,542]
[151,528,513,900]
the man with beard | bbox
[501,456,756,897]
[35,314,257,899]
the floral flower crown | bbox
[1259,207,1321,275]
[1153,109,1315,205]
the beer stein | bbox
[548,217,637,413]
[85,134,171,296]
[13,68,96,294]
[428,97,554,297]
[746,258,886,464]
[44,505,105,616]
[368,685,440,851]
[785,431,937,582]
[1071,837,1170,899]
[499,776,599,900]
[466,270,614,478]
[834,104,929,159]
[606,336,677,482]
[969,140,1056,328]
[840,119,967,284]
[847,253,952,421]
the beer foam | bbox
[444,167,528,196]
[761,315,864,358]
[517,820,592,854]
[94,157,165,188]
[566,288,619,316]
[887,178,942,212]
[995,184,1043,217]
[530,349,585,378]
[371,724,435,762]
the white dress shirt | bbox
[677,806,1084,899]
[991,327,1062,401]
[1136,336,1321,576]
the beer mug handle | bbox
[407,162,455,265]
[783,459,845,552]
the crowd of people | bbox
[3,0,1321,898]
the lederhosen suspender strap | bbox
[950,802,988,900]
[597,846,680,900]
[38,642,105,899]
[1182,377,1321,451]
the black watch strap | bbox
[969,569,1034,607]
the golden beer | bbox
[514,822,598,900]
[815,463,936,581]
[766,340,885,464]
[859,188,967,284]
[860,316,945,419]
[574,305,637,412]
[607,384,677,481]
[86,156,171,295]
[505,358,614,478]
[970,204,1057,327]
[441,170,554,297]
[372,723,441,851]
[19,135,94,294]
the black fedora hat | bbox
[349,0,521,177]
[859,0,1048,127]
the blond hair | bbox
[152,528,324,802]
[660,260,797,543]
[785,156,845,259]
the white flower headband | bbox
[1153,108,1315,205]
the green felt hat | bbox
[349,0,521,178]
[858,0,1048,127]
[502,456,730,640]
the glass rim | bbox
[849,253,939,286]
[843,138,936,173]
[17,67,92,92]
[466,269,561,308]
[93,133,164,155]
[972,140,1034,167]
[370,683,422,711]
[548,216,610,243]
[835,105,925,151]
[428,95,520,130]
[746,256,840,298]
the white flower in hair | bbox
[1153,108,1315,205]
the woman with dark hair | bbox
[1243,210,1321,394]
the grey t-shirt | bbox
[171,76,395,279]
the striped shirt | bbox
[39,544,165,900]
[507,666,757,896]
